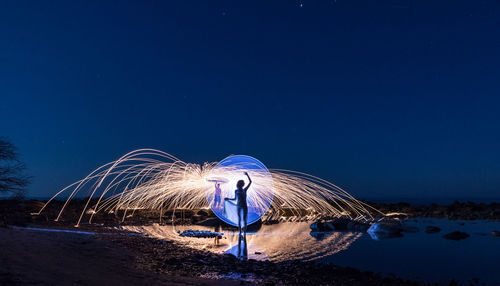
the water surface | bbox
[125,218,500,285]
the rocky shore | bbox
[1,199,498,285]
[365,200,500,221]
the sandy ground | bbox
[0,227,242,286]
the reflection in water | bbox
[124,219,500,284]
[124,222,361,262]
[226,235,248,260]
[238,235,248,260]
[367,230,403,240]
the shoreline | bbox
[1,199,499,285]
[364,200,500,221]
[1,224,431,286]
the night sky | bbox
[1,1,500,202]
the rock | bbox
[367,221,403,240]
[197,210,209,216]
[179,230,224,238]
[312,216,370,232]
[180,210,194,218]
[368,221,402,234]
[309,222,334,232]
[442,231,470,241]
[324,222,335,231]
[425,226,441,233]
[347,221,356,230]
[491,230,500,237]
[264,219,279,225]
[310,222,320,231]
[329,216,351,230]
[191,215,203,222]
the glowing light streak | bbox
[36,149,383,226]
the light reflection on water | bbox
[124,218,500,284]
[124,222,362,262]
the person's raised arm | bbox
[244,172,252,191]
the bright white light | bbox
[206,155,274,226]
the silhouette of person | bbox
[225,172,252,235]
[214,182,222,209]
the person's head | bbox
[237,180,245,189]
[216,183,220,188]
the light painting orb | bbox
[206,155,274,227]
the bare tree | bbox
[0,138,31,198]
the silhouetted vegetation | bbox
[0,137,31,198]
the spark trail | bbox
[37,149,382,226]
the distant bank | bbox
[360,196,500,205]
[7,195,499,206]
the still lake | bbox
[126,218,500,285]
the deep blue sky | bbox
[1,0,500,201]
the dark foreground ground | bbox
[1,199,498,285]
[0,226,241,286]
[0,225,432,286]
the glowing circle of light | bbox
[205,155,274,227]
